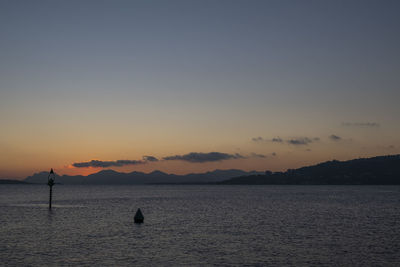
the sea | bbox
[1,184,399,266]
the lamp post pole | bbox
[47,169,55,209]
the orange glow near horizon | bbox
[4,144,394,180]
[1,135,400,180]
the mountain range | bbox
[24,169,263,184]
[221,154,400,185]
[3,154,399,185]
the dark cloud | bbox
[251,137,264,142]
[163,152,244,163]
[287,137,315,145]
[329,134,342,141]
[272,137,283,143]
[142,155,158,162]
[73,155,160,168]
[250,152,276,158]
[251,153,267,158]
[342,122,380,127]
[72,159,145,168]
[251,136,283,143]
[253,136,318,145]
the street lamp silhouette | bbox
[47,168,55,209]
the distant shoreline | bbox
[0,179,30,184]
[3,154,400,185]
[2,182,400,186]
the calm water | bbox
[1,185,399,266]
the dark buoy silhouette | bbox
[134,208,144,223]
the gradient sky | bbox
[1,0,399,179]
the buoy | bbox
[134,208,144,223]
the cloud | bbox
[162,152,245,163]
[342,122,380,127]
[250,153,267,158]
[287,137,318,145]
[272,137,283,143]
[251,137,282,143]
[329,134,342,141]
[252,136,318,145]
[72,151,268,167]
[251,152,276,158]
[72,159,145,168]
[251,137,264,142]
[73,155,161,168]
[142,155,158,162]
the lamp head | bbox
[47,169,55,186]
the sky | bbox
[1,0,399,179]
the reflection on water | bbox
[1,185,400,266]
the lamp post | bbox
[47,168,55,209]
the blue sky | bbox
[0,0,399,178]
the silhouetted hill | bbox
[24,169,263,184]
[221,155,400,185]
